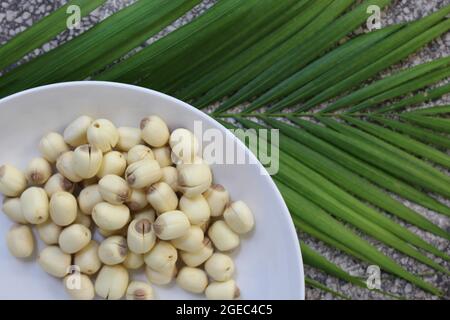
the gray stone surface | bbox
[0,0,449,300]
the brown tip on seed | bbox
[118,239,128,256]
[212,184,225,191]
[203,237,212,248]
[140,118,149,130]
[61,178,74,191]
[135,219,152,234]
[93,123,100,128]
[134,289,147,300]
[127,174,136,185]
[118,190,130,202]
[153,222,163,235]
[127,201,139,211]
[30,171,43,183]
[234,286,241,298]
[0,165,5,178]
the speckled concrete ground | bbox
[0,0,449,300]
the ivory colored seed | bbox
[179,194,211,225]
[205,280,240,300]
[126,281,154,300]
[6,225,34,258]
[203,184,229,217]
[127,218,156,254]
[44,173,74,197]
[145,265,177,285]
[152,146,173,168]
[2,197,27,224]
[180,237,214,267]
[97,151,127,178]
[95,265,129,300]
[56,151,83,182]
[73,144,103,179]
[78,184,103,215]
[177,267,208,294]
[169,128,199,163]
[127,145,155,165]
[64,274,95,300]
[99,175,130,205]
[20,187,49,224]
[117,127,142,152]
[171,226,204,253]
[125,188,147,212]
[160,166,179,191]
[98,235,128,265]
[63,115,93,147]
[153,210,190,240]
[223,200,255,234]
[140,115,170,147]
[144,241,178,272]
[92,202,130,231]
[74,240,101,275]
[75,210,91,228]
[36,220,62,245]
[0,164,27,197]
[205,253,235,282]
[87,119,119,152]
[177,163,212,198]
[123,251,144,270]
[125,159,162,189]
[39,132,70,163]
[146,182,178,213]
[38,246,71,277]
[25,157,52,185]
[49,191,77,226]
[208,221,240,251]
[58,224,91,254]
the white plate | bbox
[0,81,304,300]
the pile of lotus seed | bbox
[0,115,255,300]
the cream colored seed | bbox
[223,200,255,234]
[2,197,27,224]
[203,184,229,217]
[98,235,128,265]
[133,208,156,223]
[39,132,70,163]
[38,246,71,278]
[73,144,103,179]
[49,191,77,226]
[125,188,147,212]
[25,157,52,185]
[205,253,235,282]
[160,166,179,191]
[145,265,177,285]
[92,202,130,231]
[44,173,74,197]
[95,265,129,300]
[153,210,190,240]
[152,146,173,168]
[75,210,91,228]
[127,218,156,254]
[0,164,27,197]
[20,187,49,224]
[74,240,102,275]
[179,194,211,225]
[125,159,162,189]
[180,237,213,267]
[140,115,170,147]
[99,175,130,205]
[6,225,34,258]
[126,281,154,300]
[97,151,127,178]
[58,224,91,254]
[78,184,103,215]
[117,127,142,152]
[177,163,212,198]
[208,221,240,252]
[63,115,93,147]
[171,226,204,253]
[144,241,178,272]
[177,267,208,294]
[56,151,83,182]
[205,280,240,300]
[169,128,199,163]
[123,251,144,269]
[64,274,95,300]
[146,182,178,213]
[127,145,154,165]
[36,220,62,245]
[87,119,119,152]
